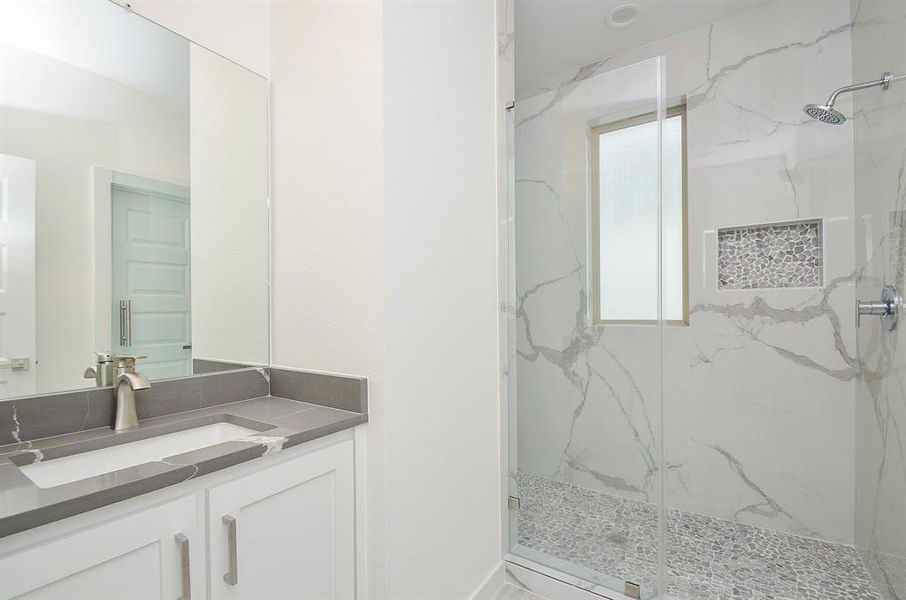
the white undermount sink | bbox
[18,422,259,489]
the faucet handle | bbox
[94,351,114,364]
[115,355,147,372]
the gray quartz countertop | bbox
[0,395,367,538]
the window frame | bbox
[589,104,689,326]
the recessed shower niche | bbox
[717,219,824,290]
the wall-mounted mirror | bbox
[0,0,269,399]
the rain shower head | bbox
[804,71,904,125]
[803,103,846,125]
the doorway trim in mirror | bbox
[92,167,192,377]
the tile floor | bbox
[514,471,882,600]
[492,583,547,600]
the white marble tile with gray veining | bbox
[513,0,862,561]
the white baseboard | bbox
[470,562,506,600]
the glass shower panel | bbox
[507,57,666,599]
[657,1,894,598]
[852,1,906,598]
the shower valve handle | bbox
[857,285,902,331]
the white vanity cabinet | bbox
[0,495,197,600]
[0,433,356,600]
[208,438,355,599]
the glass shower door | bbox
[506,56,667,599]
[852,2,906,597]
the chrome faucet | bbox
[113,356,150,431]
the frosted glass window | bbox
[592,109,686,323]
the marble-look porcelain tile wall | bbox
[514,0,859,545]
[851,1,906,598]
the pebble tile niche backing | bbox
[717,219,824,290]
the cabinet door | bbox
[0,496,197,600]
[208,438,355,600]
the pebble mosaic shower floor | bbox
[514,472,882,600]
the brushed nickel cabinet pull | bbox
[175,533,191,600]
[222,514,238,586]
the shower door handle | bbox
[857,285,902,331]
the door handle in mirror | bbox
[119,299,133,347]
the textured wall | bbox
[271,2,504,597]
[268,4,389,597]
[382,1,502,596]
[852,1,906,597]
[125,0,271,78]
[513,0,859,544]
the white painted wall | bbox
[382,1,501,596]
[189,44,269,366]
[124,0,271,78]
[269,0,502,596]
[269,2,388,596]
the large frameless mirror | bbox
[0,0,269,400]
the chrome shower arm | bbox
[826,72,906,106]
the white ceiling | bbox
[0,0,189,105]
[515,0,773,98]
